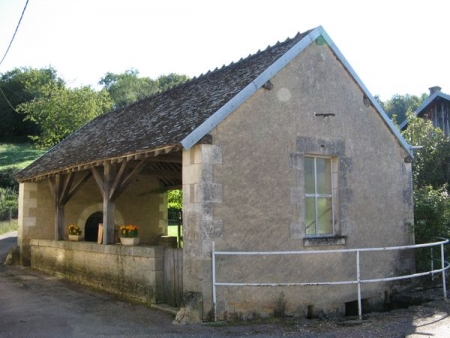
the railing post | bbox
[211,239,448,321]
[441,243,447,301]
[212,241,217,321]
[357,250,362,320]
[431,247,434,281]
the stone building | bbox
[16,26,415,321]
[400,86,450,135]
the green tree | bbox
[383,93,427,125]
[168,189,182,209]
[413,186,450,243]
[17,84,112,147]
[99,69,189,109]
[401,110,450,270]
[157,73,190,92]
[412,186,450,271]
[99,69,159,109]
[402,110,450,189]
[0,187,18,221]
[168,189,182,225]
[0,67,64,141]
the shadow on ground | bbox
[0,230,448,337]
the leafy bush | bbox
[0,167,20,190]
[168,190,182,225]
[412,185,450,271]
[168,189,182,209]
[0,187,18,221]
[402,111,450,190]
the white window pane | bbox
[304,157,315,194]
[317,198,333,235]
[305,197,316,235]
[316,158,332,194]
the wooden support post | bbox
[103,161,116,244]
[92,158,149,245]
[49,171,92,241]
[55,203,64,240]
[49,174,65,240]
[103,196,116,244]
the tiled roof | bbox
[16,30,312,181]
[17,25,414,181]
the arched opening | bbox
[85,212,103,242]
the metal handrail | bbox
[211,238,450,321]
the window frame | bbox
[304,155,335,237]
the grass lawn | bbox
[167,225,181,237]
[0,219,18,235]
[0,143,46,234]
[0,143,46,170]
[168,225,183,247]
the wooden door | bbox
[163,248,183,307]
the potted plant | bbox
[68,224,83,241]
[119,225,139,245]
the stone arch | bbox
[77,203,124,233]
[84,211,103,242]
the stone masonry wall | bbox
[18,172,169,266]
[30,239,164,303]
[182,41,414,320]
[182,144,222,319]
[18,181,54,265]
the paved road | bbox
[1,231,450,337]
[0,231,17,263]
[0,232,283,337]
[0,232,190,337]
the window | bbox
[304,156,334,236]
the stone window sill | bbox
[303,236,346,247]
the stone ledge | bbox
[30,239,164,258]
[303,236,347,247]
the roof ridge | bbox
[48,30,312,147]
[16,28,321,181]
[182,31,309,83]
[117,31,311,110]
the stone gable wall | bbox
[182,42,414,320]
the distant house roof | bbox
[399,88,450,130]
[16,26,413,182]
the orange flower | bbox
[68,224,82,235]
[119,225,139,238]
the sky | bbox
[0,0,449,101]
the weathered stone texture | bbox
[30,239,164,303]
[183,42,414,319]
[18,173,169,266]
[18,182,53,266]
[182,144,223,303]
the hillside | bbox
[0,143,46,171]
[0,143,46,232]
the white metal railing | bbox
[211,238,450,321]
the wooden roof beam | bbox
[146,171,181,179]
[145,154,182,163]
